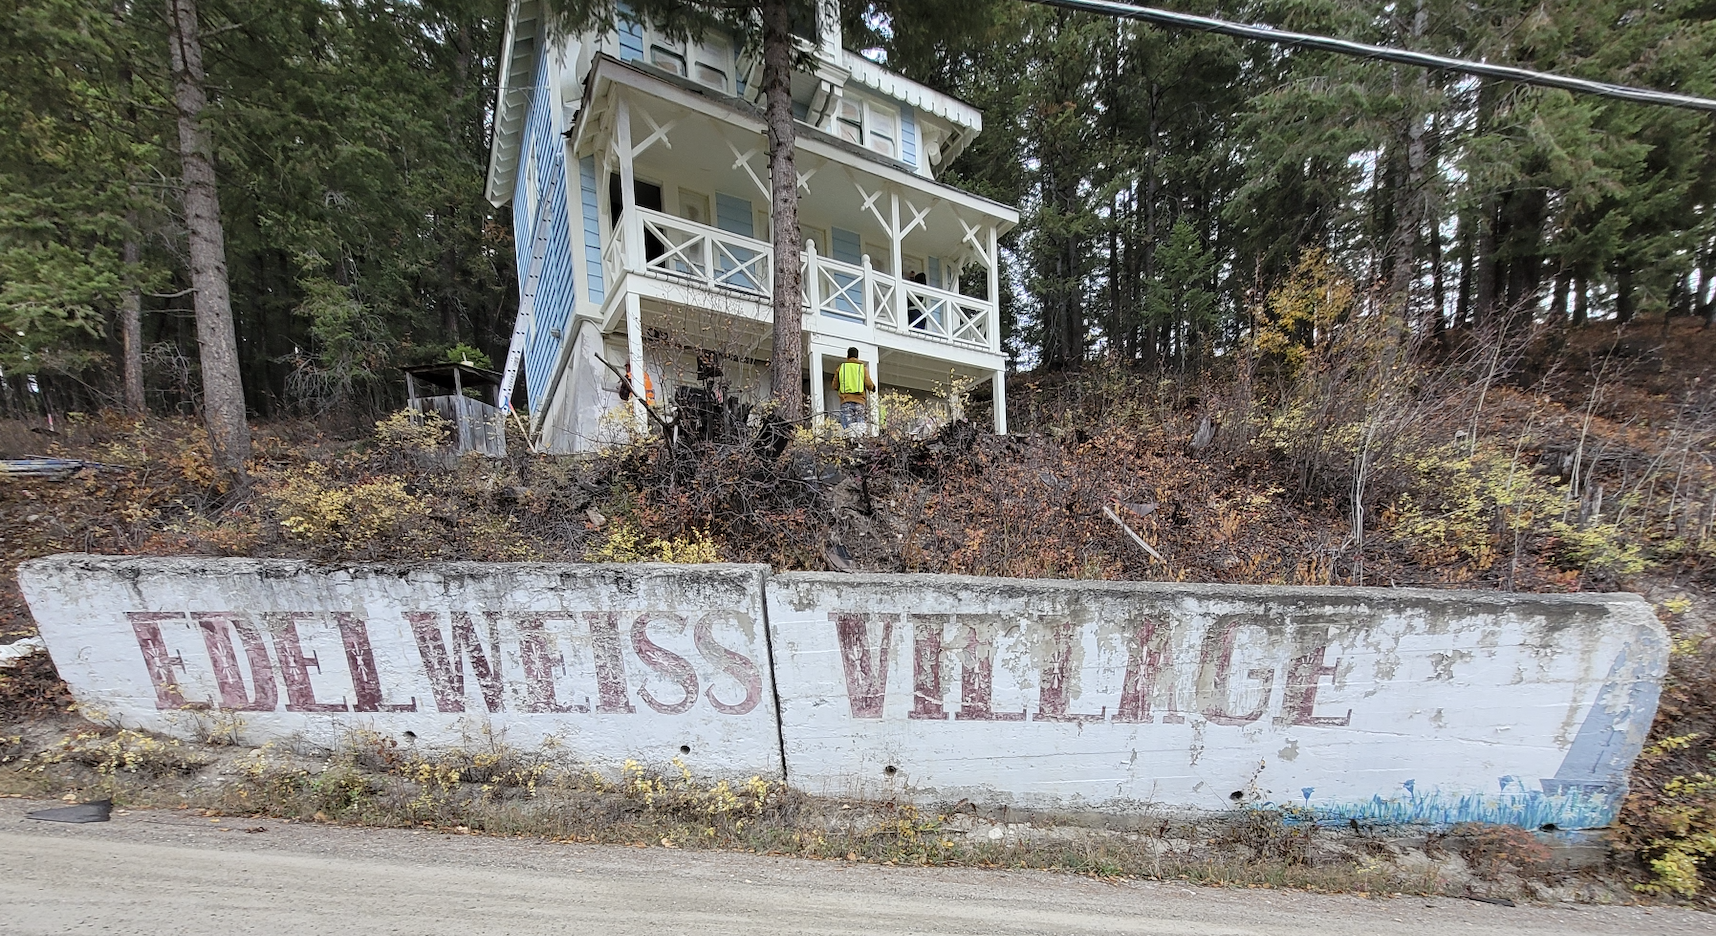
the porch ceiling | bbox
[571,56,1018,251]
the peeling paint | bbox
[18,556,784,779]
[763,572,1666,828]
[16,557,1669,830]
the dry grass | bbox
[0,716,1612,902]
[3,320,1716,897]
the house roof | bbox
[839,50,983,135]
[485,0,545,207]
[485,2,991,209]
[403,362,504,391]
[570,55,1019,227]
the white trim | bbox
[839,50,982,133]
[576,57,1019,228]
[485,0,543,207]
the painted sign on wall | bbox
[18,556,782,779]
[18,556,1669,830]
[763,574,1666,829]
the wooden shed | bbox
[402,363,507,457]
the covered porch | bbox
[560,55,1015,435]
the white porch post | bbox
[889,190,904,324]
[615,94,642,273]
[987,224,1001,352]
[625,293,646,432]
[614,94,646,432]
[992,367,1007,434]
[808,348,826,429]
[866,348,880,435]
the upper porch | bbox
[569,54,1016,413]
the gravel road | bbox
[0,796,1704,935]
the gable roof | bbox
[485,0,545,207]
[484,2,990,208]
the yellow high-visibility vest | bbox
[837,361,866,395]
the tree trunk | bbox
[167,0,249,475]
[1474,202,1497,328]
[1700,260,1715,327]
[1385,0,1428,326]
[1573,274,1588,326]
[121,227,144,415]
[1455,218,1472,329]
[760,0,803,422]
[1549,267,1570,324]
[1428,212,1446,341]
[1616,268,1635,324]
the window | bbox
[693,39,730,92]
[648,44,686,76]
[829,96,900,160]
[677,189,709,226]
[799,225,828,254]
[866,103,897,159]
[833,98,863,146]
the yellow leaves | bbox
[37,728,208,777]
[373,409,451,452]
[1644,734,1704,758]
[586,520,719,564]
[1660,595,1694,616]
[267,463,427,549]
[1252,248,1357,375]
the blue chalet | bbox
[486,0,1019,451]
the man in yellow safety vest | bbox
[833,347,875,430]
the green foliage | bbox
[1390,442,1646,576]
[444,343,492,369]
[0,0,513,413]
[0,0,160,378]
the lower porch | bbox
[532,297,1006,452]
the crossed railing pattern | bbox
[611,207,994,351]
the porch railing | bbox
[611,207,995,351]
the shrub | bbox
[268,464,429,551]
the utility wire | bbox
[1029,0,1716,114]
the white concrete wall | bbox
[763,574,1666,829]
[16,557,1670,829]
[18,556,782,779]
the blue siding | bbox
[715,193,753,236]
[900,104,917,169]
[579,156,603,304]
[830,227,862,265]
[512,158,534,287]
[513,51,578,416]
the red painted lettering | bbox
[954,617,1023,721]
[1199,615,1273,726]
[264,612,348,713]
[408,611,506,713]
[1033,621,1104,723]
[336,613,414,712]
[126,611,206,710]
[694,615,761,716]
[1114,617,1169,723]
[631,614,698,715]
[909,617,949,720]
[517,615,585,713]
[833,612,895,719]
[193,612,277,711]
[586,612,636,714]
[1282,643,1351,727]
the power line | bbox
[1030,0,1716,114]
